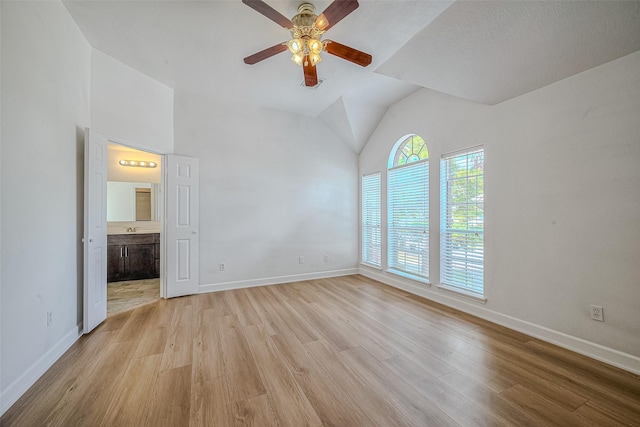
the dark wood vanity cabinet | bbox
[107,233,160,282]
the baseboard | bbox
[1,326,82,416]
[359,267,640,375]
[199,268,359,294]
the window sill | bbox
[437,284,486,304]
[360,262,382,270]
[385,269,431,286]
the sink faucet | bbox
[125,227,138,232]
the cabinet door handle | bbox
[125,246,129,257]
[120,247,124,257]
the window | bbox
[362,173,381,267]
[440,147,484,297]
[388,135,429,280]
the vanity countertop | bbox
[107,221,160,235]
[108,230,160,235]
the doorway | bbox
[106,143,163,315]
[84,129,199,332]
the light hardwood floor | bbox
[3,275,640,426]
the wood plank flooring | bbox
[107,278,160,315]
[3,275,640,426]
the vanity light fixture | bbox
[119,159,157,168]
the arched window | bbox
[388,134,429,280]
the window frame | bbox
[439,146,485,301]
[386,134,430,282]
[361,172,382,268]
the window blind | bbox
[388,160,429,279]
[362,173,381,267]
[440,148,484,296]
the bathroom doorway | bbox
[106,143,163,315]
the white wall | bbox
[1,2,92,413]
[0,4,3,415]
[91,50,174,153]
[174,94,359,290]
[359,51,640,372]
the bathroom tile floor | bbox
[107,278,160,316]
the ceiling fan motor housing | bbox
[291,3,325,41]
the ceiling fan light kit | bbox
[242,0,372,87]
[288,4,326,66]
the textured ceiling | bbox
[63,0,640,152]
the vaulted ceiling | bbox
[63,0,640,153]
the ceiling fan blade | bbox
[325,40,372,67]
[315,0,359,31]
[242,0,293,29]
[243,43,288,65]
[303,56,318,87]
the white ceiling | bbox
[63,0,640,153]
[377,1,640,105]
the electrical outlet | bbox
[324,254,329,262]
[299,256,304,264]
[590,305,604,322]
[46,312,53,327]
[219,263,226,272]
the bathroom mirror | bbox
[107,181,160,221]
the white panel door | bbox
[83,128,108,333]
[165,155,199,297]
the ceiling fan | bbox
[242,0,372,87]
